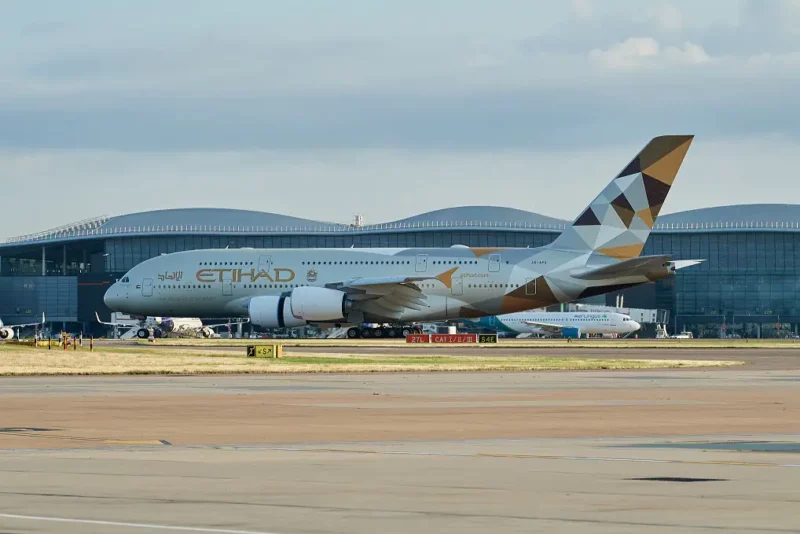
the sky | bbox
[2,0,800,238]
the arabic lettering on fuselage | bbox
[157,271,183,282]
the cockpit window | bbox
[121,277,130,283]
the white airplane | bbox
[0,313,46,341]
[474,311,641,338]
[104,136,702,337]
[95,313,247,339]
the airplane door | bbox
[525,278,537,296]
[222,269,233,296]
[489,254,501,272]
[415,254,428,273]
[142,278,153,297]
[257,255,272,273]
[451,275,463,296]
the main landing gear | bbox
[136,328,164,339]
[346,325,423,339]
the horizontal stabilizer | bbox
[570,255,677,280]
[671,259,704,271]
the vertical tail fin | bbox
[549,135,694,259]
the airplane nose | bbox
[631,321,641,331]
[104,285,121,310]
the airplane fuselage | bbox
[478,311,641,336]
[104,246,670,324]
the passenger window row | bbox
[467,284,519,288]
[301,260,411,265]
[198,261,254,266]
[159,285,212,289]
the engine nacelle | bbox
[289,286,351,321]
[201,327,213,338]
[0,328,14,340]
[562,327,581,339]
[249,296,306,328]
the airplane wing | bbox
[202,318,251,329]
[6,313,46,328]
[522,321,564,334]
[95,312,137,327]
[325,276,438,319]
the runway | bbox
[1,349,799,532]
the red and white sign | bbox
[405,334,431,343]
[431,334,478,344]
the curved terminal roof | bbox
[3,204,800,248]
[657,204,800,226]
[391,206,566,229]
[105,208,342,233]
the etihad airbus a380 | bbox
[105,136,701,334]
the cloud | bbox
[0,1,797,155]
[589,37,710,70]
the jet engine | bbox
[248,296,306,328]
[289,287,351,322]
[0,328,14,340]
[201,327,213,338]
[248,287,351,328]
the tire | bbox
[347,327,360,339]
[373,328,383,338]
[387,328,398,338]
[136,328,149,339]
[361,328,372,338]
[401,327,412,337]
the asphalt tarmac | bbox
[1,348,799,533]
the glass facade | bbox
[0,276,78,324]
[643,231,800,337]
[2,226,800,337]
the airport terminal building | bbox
[2,204,799,338]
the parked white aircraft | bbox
[0,314,45,341]
[474,311,641,338]
[95,313,245,339]
[104,136,701,336]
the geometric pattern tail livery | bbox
[550,135,694,260]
